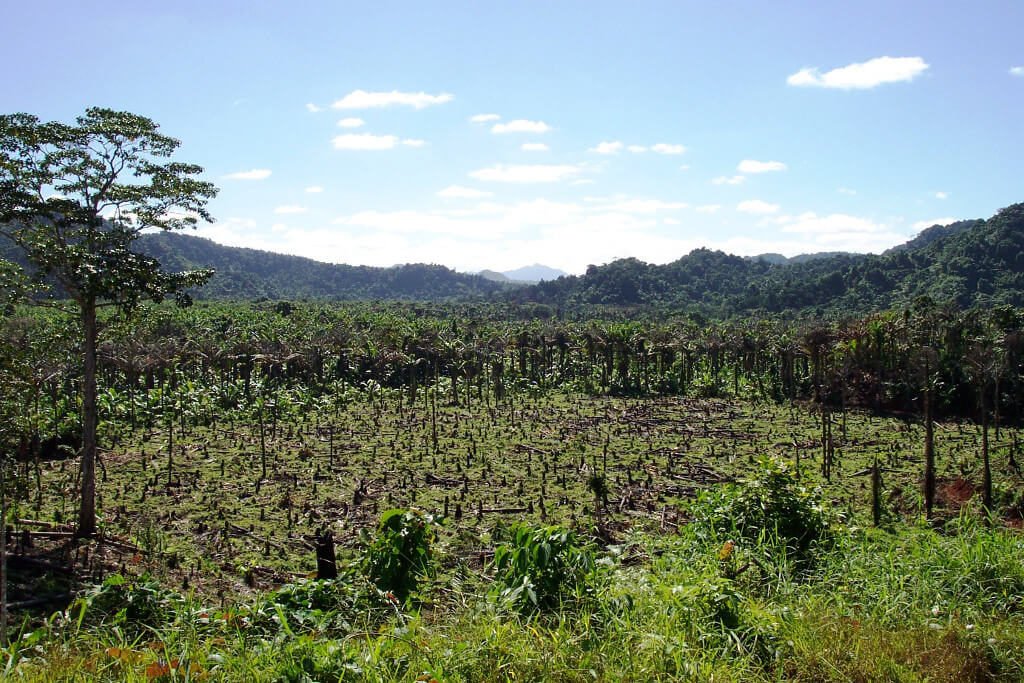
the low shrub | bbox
[361,508,438,604]
[490,523,597,613]
[690,456,837,567]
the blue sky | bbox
[3,1,1023,274]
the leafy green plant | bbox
[72,573,183,637]
[361,508,438,604]
[690,456,837,566]
[247,577,390,636]
[491,523,597,613]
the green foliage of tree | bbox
[0,107,217,536]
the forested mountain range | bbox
[136,202,1024,313]
[515,203,1024,315]
[136,233,507,301]
[5,202,1022,315]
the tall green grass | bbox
[8,469,1024,681]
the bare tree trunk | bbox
[871,456,882,527]
[1,454,7,646]
[924,375,935,521]
[982,388,992,519]
[77,298,98,538]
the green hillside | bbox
[6,203,1022,314]
[515,203,1024,315]
[136,232,508,301]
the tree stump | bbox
[315,528,337,579]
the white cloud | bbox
[195,201,914,275]
[589,141,623,154]
[838,187,857,195]
[738,159,786,173]
[678,164,690,171]
[769,212,908,251]
[696,204,722,213]
[332,134,398,150]
[912,217,959,231]
[402,138,426,147]
[470,113,501,123]
[627,145,647,153]
[437,185,493,199]
[651,143,686,155]
[737,199,780,214]
[321,198,693,271]
[337,117,365,128]
[787,56,929,89]
[1010,66,1024,77]
[305,103,323,113]
[491,119,551,134]
[712,175,745,185]
[521,142,550,152]
[607,199,688,213]
[332,89,454,110]
[274,205,307,215]
[934,191,948,199]
[305,186,324,193]
[469,164,581,183]
[223,168,272,180]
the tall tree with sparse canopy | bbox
[0,108,216,537]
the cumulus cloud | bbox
[332,89,454,109]
[738,159,786,173]
[305,103,323,113]
[402,138,426,147]
[437,185,493,199]
[521,143,550,152]
[934,191,949,199]
[589,141,623,154]
[223,168,272,180]
[651,143,686,155]
[274,205,307,215]
[305,186,324,193]
[332,134,398,150]
[737,199,780,214]
[604,198,688,213]
[765,212,909,251]
[491,119,551,134]
[912,217,959,231]
[1010,66,1023,77]
[337,117,365,128]
[197,200,915,274]
[788,56,928,89]
[469,164,580,183]
[470,113,501,123]
[712,175,745,185]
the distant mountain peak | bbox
[501,264,567,283]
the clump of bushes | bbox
[361,508,438,604]
[690,456,838,566]
[490,523,598,613]
[72,573,185,637]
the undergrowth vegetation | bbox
[8,457,1024,681]
[3,299,1024,679]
